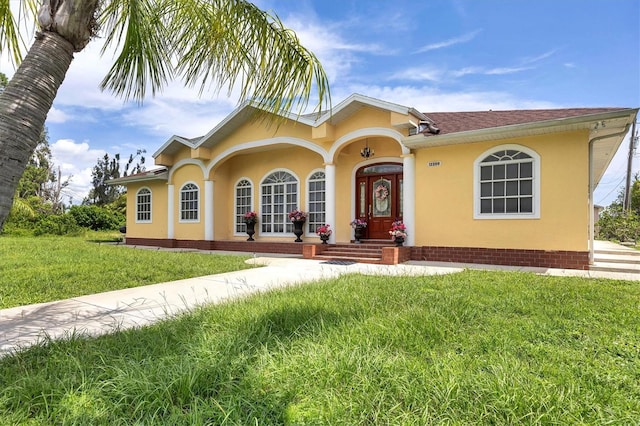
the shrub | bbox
[597,204,640,242]
[33,214,82,236]
[69,205,125,231]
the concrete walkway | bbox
[2,252,639,358]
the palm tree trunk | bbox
[0,31,74,230]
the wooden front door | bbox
[355,164,403,240]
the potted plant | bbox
[288,209,308,242]
[243,211,258,241]
[389,220,407,246]
[315,224,332,244]
[350,218,367,243]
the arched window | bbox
[474,145,540,219]
[307,171,326,234]
[261,171,298,234]
[136,188,152,223]
[180,183,199,222]
[235,179,253,233]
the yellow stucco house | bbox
[111,94,637,269]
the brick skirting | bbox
[124,238,589,269]
[417,246,590,270]
[125,238,304,255]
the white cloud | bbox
[484,66,533,75]
[347,84,558,112]
[521,49,559,65]
[46,107,69,123]
[121,98,236,139]
[283,16,384,84]
[415,29,483,53]
[390,64,532,82]
[50,139,107,203]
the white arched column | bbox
[167,184,175,239]
[324,163,336,243]
[204,180,214,240]
[402,153,416,246]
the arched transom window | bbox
[307,171,326,234]
[136,188,152,223]
[235,179,253,233]
[180,183,199,222]
[475,146,540,219]
[261,171,298,233]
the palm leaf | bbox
[11,197,35,218]
[99,0,330,116]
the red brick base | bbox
[124,238,590,270]
[417,246,590,270]
[125,238,304,255]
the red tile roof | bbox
[421,108,626,136]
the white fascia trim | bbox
[152,135,197,158]
[314,93,422,125]
[108,169,168,185]
[167,159,207,184]
[207,137,329,175]
[329,127,407,161]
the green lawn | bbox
[0,234,252,309]
[1,269,638,424]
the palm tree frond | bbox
[11,197,35,218]
[0,0,38,66]
[99,0,330,115]
[173,0,330,117]
[99,0,174,101]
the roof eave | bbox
[403,109,637,148]
[108,169,169,185]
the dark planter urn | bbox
[394,236,405,247]
[245,221,256,241]
[293,220,305,242]
[354,225,365,243]
[319,234,330,244]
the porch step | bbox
[591,246,640,274]
[593,252,640,265]
[312,241,396,264]
[590,261,640,274]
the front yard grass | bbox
[1,270,638,424]
[0,234,252,309]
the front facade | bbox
[112,94,637,269]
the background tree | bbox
[0,0,330,231]
[85,149,145,206]
[597,173,640,243]
[14,127,71,213]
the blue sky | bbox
[2,0,638,205]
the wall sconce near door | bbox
[360,139,374,158]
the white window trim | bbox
[473,144,541,220]
[234,177,254,236]
[259,168,300,237]
[179,181,201,223]
[135,187,152,224]
[305,169,326,237]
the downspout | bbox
[588,123,633,264]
